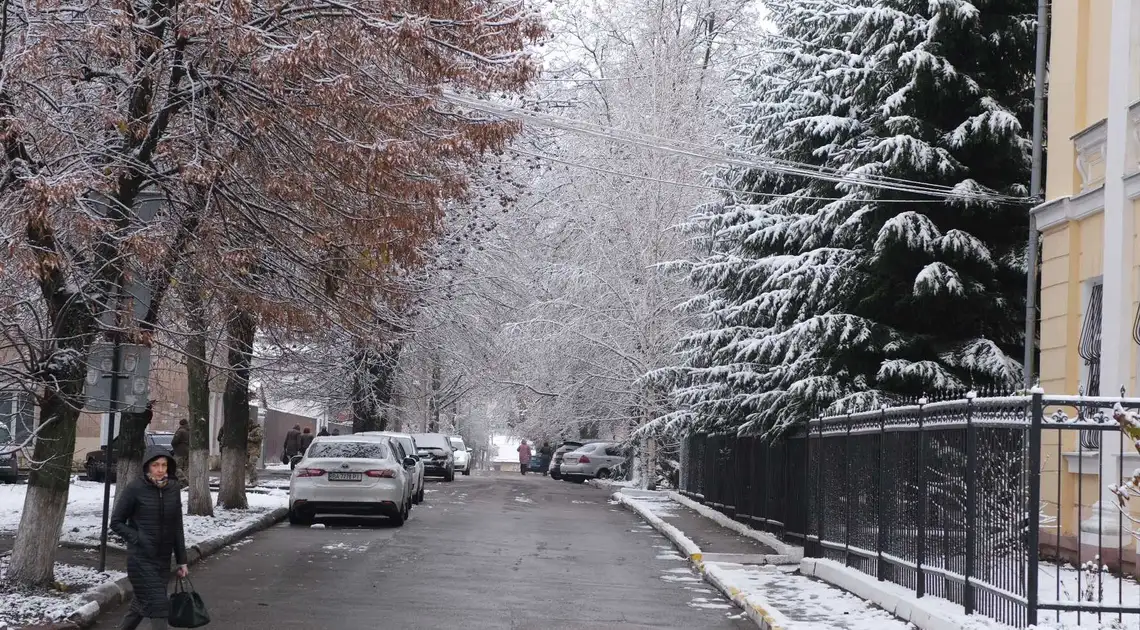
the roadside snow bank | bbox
[0,482,287,629]
[1,480,287,548]
[0,559,125,630]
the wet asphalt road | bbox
[90,473,752,630]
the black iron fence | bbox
[679,391,1140,628]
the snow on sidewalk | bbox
[0,479,287,548]
[707,562,914,629]
[619,490,910,629]
[0,480,288,630]
[0,558,125,630]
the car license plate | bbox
[328,472,362,481]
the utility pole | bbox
[1023,0,1049,389]
[98,283,123,573]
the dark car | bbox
[411,433,456,482]
[0,448,18,483]
[548,441,585,480]
[85,432,175,482]
[0,424,19,483]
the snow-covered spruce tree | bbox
[673,0,1035,437]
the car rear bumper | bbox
[290,499,401,517]
[290,479,403,505]
[422,463,451,476]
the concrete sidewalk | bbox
[615,489,914,630]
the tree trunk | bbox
[186,319,213,516]
[113,405,152,508]
[7,389,81,587]
[217,308,254,510]
[352,343,402,434]
[428,356,442,433]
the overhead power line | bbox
[510,147,947,204]
[442,94,1031,205]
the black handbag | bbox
[169,577,210,628]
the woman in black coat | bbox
[111,445,189,630]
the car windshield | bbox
[412,434,449,450]
[307,441,389,460]
[450,438,466,451]
[149,434,174,447]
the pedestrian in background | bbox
[283,424,302,469]
[170,419,190,488]
[246,421,264,486]
[298,426,315,454]
[517,439,532,475]
[317,427,330,437]
[111,446,189,630]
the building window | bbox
[1079,283,1103,449]
[0,391,36,449]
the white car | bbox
[359,431,425,503]
[289,436,416,526]
[449,435,472,476]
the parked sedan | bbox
[547,441,584,480]
[449,436,472,476]
[358,431,425,504]
[560,442,628,483]
[412,433,455,481]
[288,436,417,526]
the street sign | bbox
[83,343,151,413]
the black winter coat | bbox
[283,428,302,455]
[111,445,188,618]
[298,432,314,453]
[170,426,189,458]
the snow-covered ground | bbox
[0,479,287,548]
[0,480,287,630]
[619,491,1131,630]
[0,557,124,630]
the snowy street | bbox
[85,474,752,630]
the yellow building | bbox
[1031,0,1140,567]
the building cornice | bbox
[1032,187,1106,232]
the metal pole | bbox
[98,296,123,573]
[1024,0,1049,389]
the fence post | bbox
[1027,389,1043,627]
[878,405,888,581]
[814,417,824,559]
[845,411,852,568]
[964,392,977,615]
[803,428,811,553]
[917,398,927,599]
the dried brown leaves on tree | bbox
[0,0,543,587]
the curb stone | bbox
[612,491,785,630]
[667,491,802,563]
[63,506,287,629]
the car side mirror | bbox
[403,456,417,468]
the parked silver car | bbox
[559,442,628,483]
[359,431,426,503]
